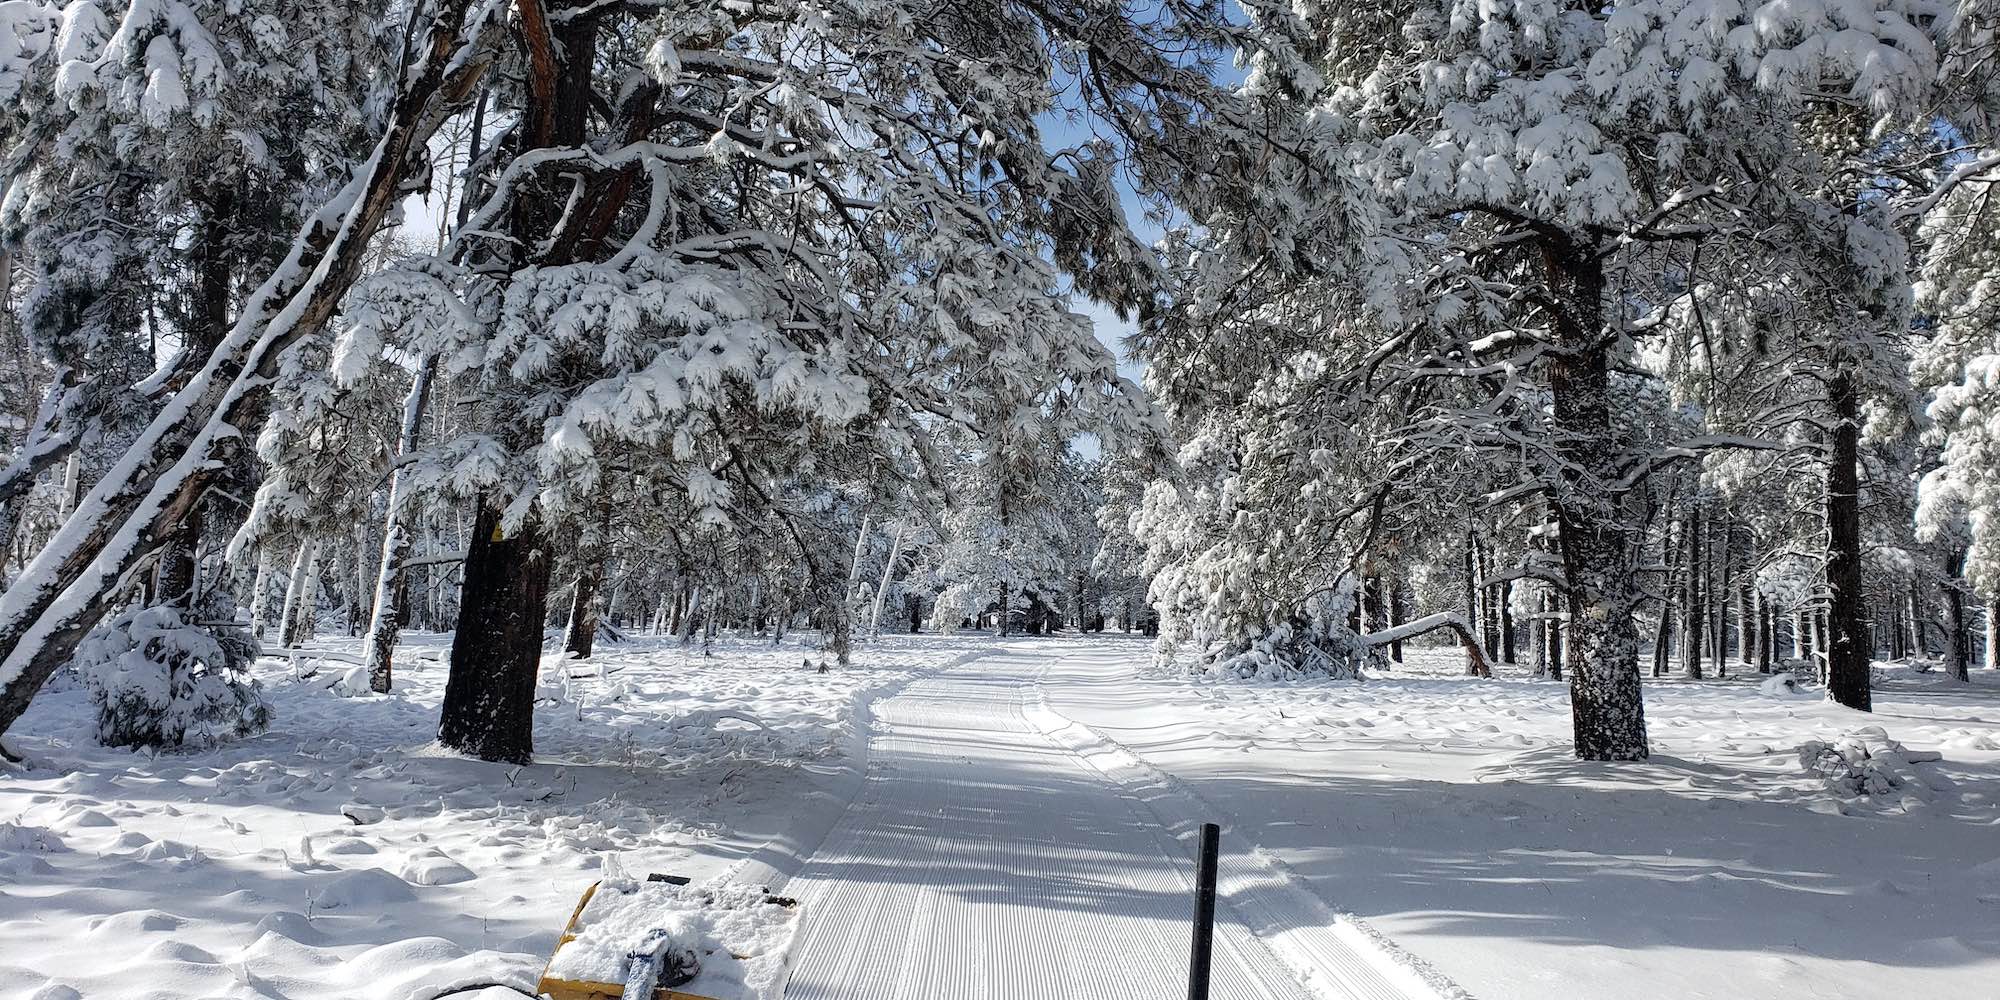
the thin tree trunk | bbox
[1389,585,1407,664]
[679,585,703,645]
[438,502,552,764]
[1987,598,1998,669]
[1824,368,1871,710]
[1682,501,1704,680]
[1714,521,1733,676]
[278,540,315,649]
[362,358,437,690]
[1759,600,1775,673]
[1908,579,1924,658]
[561,486,615,659]
[284,547,323,648]
[1548,591,1565,681]
[1499,579,1516,665]
[248,549,274,640]
[1736,576,1754,672]
[869,521,904,637]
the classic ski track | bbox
[777,643,1444,1000]
[1025,647,1470,1000]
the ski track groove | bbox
[776,644,1444,1000]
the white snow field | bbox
[2,630,1999,1000]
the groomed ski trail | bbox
[778,643,1443,1000]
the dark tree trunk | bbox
[439,502,553,763]
[1824,369,1871,711]
[1715,522,1733,677]
[153,504,204,610]
[1759,600,1775,673]
[1654,504,1681,678]
[1682,502,1704,680]
[1544,238,1647,760]
[1548,591,1566,681]
[1463,529,1480,668]
[1388,585,1406,663]
[1499,580,1516,665]
[562,488,614,659]
[1945,548,1971,682]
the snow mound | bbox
[399,848,476,886]
[1798,726,1943,801]
[312,867,418,909]
[0,821,65,852]
[544,879,799,999]
[332,664,375,697]
[1758,672,1807,696]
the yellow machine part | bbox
[533,882,723,1000]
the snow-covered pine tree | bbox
[312,1,1198,761]
[1151,0,1952,756]
[0,0,490,740]
[1915,159,2000,680]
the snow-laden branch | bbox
[1360,612,1493,678]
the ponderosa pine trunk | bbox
[1945,547,1970,682]
[438,503,552,763]
[1824,368,1871,711]
[1544,237,1648,760]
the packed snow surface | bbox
[3,631,1999,1000]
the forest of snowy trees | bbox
[1,0,2000,766]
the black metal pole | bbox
[1188,822,1220,1000]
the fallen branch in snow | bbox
[1360,612,1493,677]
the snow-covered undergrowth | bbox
[0,630,980,1000]
[1047,636,2000,1000]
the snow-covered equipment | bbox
[537,875,800,1000]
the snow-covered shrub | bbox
[1201,620,1370,680]
[75,606,271,750]
[1797,728,1940,799]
